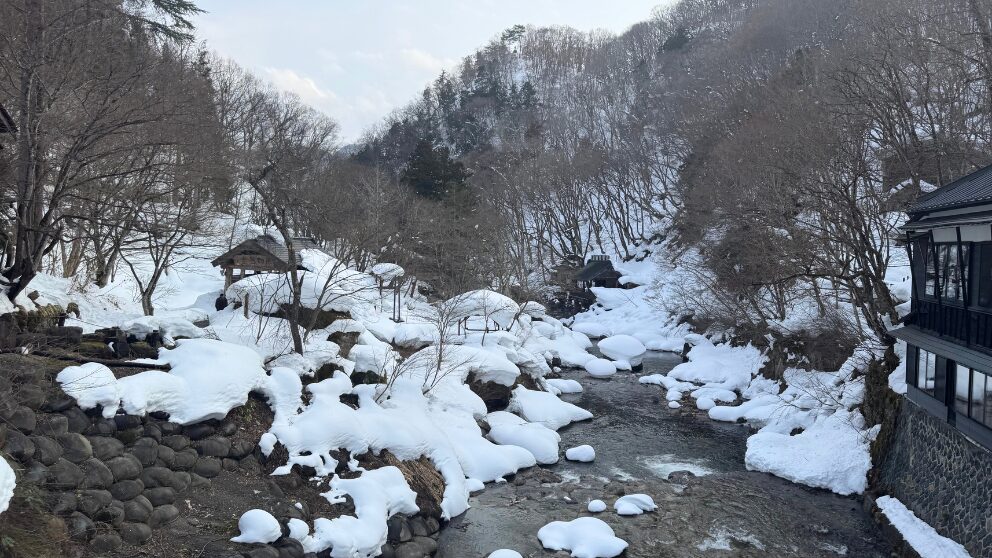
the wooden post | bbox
[224,267,233,289]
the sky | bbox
[192,1,666,142]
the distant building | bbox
[575,255,622,289]
[893,163,992,450]
[211,234,320,289]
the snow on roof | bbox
[909,163,992,215]
[370,262,404,282]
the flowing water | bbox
[437,352,891,557]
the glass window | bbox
[925,244,938,297]
[955,364,971,416]
[917,349,936,396]
[979,244,992,308]
[939,244,968,302]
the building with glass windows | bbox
[893,164,992,450]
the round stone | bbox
[79,458,114,489]
[120,522,153,545]
[173,448,198,471]
[129,437,159,467]
[193,457,222,478]
[76,489,112,516]
[62,407,91,433]
[47,458,85,489]
[8,406,36,433]
[156,444,176,468]
[3,430,35,461]
[110,479,145,501]
[67,511,96,541]
[148,504,180,528]
[143,487,176,507]
[183,423,214,440]
[57,433,93,463]
[106,455,142,481]
[30,435,62,466]
[88,436,124,461]
[89,532,123,553]
[194,437,231,457]
[123,495,153,522]
[36,413,69,436]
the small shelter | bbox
[576,255,622,289]
[212,234,320,289]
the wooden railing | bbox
[912,298,992,352]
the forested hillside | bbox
[356,0,992,341]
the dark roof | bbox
[0,104,15,135]
[909,164,992,216]
[212,235,321,269]
[576,259,620,282]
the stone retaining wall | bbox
[874,399,992,556]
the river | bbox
[437,351,891,557]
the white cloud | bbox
[398,48,455,73]
[264,67,336,104]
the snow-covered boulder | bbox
[486,411,562,465]
[587,499,607,513]
[0,456,14,515]
[565,445,595,462]
[597,335,646,367]
[614,494,657,516]
[545,378,583,395]
[537,517,628,558]
[584,358,617,378]
[446,290,520,328]
[370,262,404,283]
[509,386,593,430]
[231,509,282,543]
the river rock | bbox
[149,504,180,528]
[217,420,237,437]
[89,532,123,554]
[23,462,47,483]
[156,444,176,468]
[228,438,255,458]
[93,501,126,527]
[173,448,198,471]
[53,492,78,515]
[140,466,175,488]
[8,406,36,433]
[67,511,96,541]
[246,546,280,558]
[388,516,413,543]
[159,421,182,436]
[30,435,62,465]
[143,422,162,442]
[273,537,306,558]
[408,516,429,537]
[3,430,34,461]
[183,423,214,440]
[106,454,142,481]
[88,436,124,460]
[62,407,91,433]
[110,479,145,501]
[195,437,231,457]
[114,415,142,431]
[193,457,221,478]
[36,413,69,436]
[58,433,93,463]
[86,418,117,436]
[161,434,190,451]
[120,522,153,545]
[47,458,85,489]
[77,489,112,516]
[143,486,176,506]
[42,395,75,413]
[123,495,153,522]
[129,437,160,467]
[80,457,114,489]
[395,536,437,558]
[17,384,45,409]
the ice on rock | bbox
[509,386,593,430]
[537,516,629,558]
[0,455,14,515]
[597,335,646,367]
[487,411,562,464]
[231,509,282,543]
[587,499,607,513]
[584,358,617,378]
[614,494,657,516]
[565,445,595,462]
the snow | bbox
[587,499,607,513]
[668,401,681,409]
[546,378,583,395]
[287,518,310,542]
[584,358,617,378]
[487,411,562,464]
[510,386,593,430]
[446,289,520,328]
[120,315,204,341]
[876,496,971,558]
[0,455,14,515]
[537,517,628,558]
[56,363,123,418]
[613,494,657,516]
[597,335,646,367]
[571,321,611,338]
[301,466,419,556]
[370,262,404,282]
[230,509,282,544]
[667,335,765,398]
[488,551,523,558]
[565,445,595,462]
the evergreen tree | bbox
[402,139,470,200]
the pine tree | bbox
[402,139,469,200]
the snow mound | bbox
[744,409,873,496]
[301,466,419,556]
[546,378,583,395]
[876,496,971,558]
[231,509,281,543]
[571,322,610,338]
[446,289,519,328]
[370,262,404,282]
[488,551,523,558]
[120,315,204,341]
[510,386,593,430]
[57,362,123,418]
[584,358,617,378]
[668,335,765,396]
[668,401,681,409]
[565,445,595,462]
[487,411,562,465]
[614,494,657,516]
[597,335,646,366]
[587,499,607,513]
[0,456,14,515]
[537,517,628,558]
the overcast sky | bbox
[193,1,666,142]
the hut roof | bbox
[908,163,992,216]
[576,257,621,282]
[211,235,321,269]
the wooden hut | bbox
[576,255,622,289]
[212,235,320,289]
